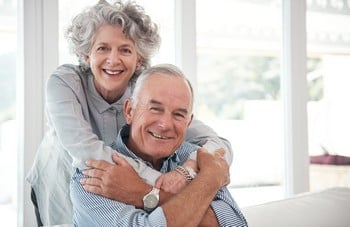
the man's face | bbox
[124,73,193,166]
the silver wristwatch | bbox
[143,187,160,213]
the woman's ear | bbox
[136,58,142,68]
[123,99,133,124]
[84,55,90,65]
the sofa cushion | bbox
[242,187,350,227]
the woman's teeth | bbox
[105,69,121,75]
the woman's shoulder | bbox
[45,64,90,105]
[48,64,88,87]
[52,64,85,79]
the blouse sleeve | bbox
[186,119,233,165]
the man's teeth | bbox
[150,131,169,139]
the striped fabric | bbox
[70,126,248,226]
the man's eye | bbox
[150,107,161,112]
[174,113,185,119]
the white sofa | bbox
[241,187,350,227]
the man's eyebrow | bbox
[149,99,189,115]
[149,99,162,105]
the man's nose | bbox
[157,113,172,129]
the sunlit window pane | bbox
[0,0,17,226]
[196,0,284,206]
[306,1,350,191]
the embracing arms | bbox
[73,149,247,226]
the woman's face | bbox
[85,24,139,103]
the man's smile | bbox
[148,130,173,140]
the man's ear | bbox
[187,114,194,127]
[124,99,133,124]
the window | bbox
[196,0,284,206]
[0,0,17,226]
[15,1,350,226]
[306,1,350,191]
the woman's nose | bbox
[106,50,121,65]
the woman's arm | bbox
[46,66,162,181]
[186,119,233,165]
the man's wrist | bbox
[135,185,153,208]
[183,159,198,172]
[175,165,197,182]
[143,187,160,212]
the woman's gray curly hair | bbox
[65,0,161,80]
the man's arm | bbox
[159,149,230,227]
[72,150,222,226]
[79,152,249,226]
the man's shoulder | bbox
[176,142,199,158]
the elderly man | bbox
[70,64,247,227]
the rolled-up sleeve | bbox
[210,187,248,227]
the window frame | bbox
[18,0,58,226]
[18,0,310,226]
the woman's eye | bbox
[120,48,132,55]
[96,46,108,52]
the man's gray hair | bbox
[131,64,194,110]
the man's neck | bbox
[126,137,164,170]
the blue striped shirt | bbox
[70,126,248,227]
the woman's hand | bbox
[80,153,151,208]
[155,170,187,194]
[155,159,198,193]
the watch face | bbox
[145,194,158,208]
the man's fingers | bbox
[214,148,225,158]
[197,147,209,153]
[154,177,163,189]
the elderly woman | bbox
[26,0,233,226]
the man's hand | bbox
[197,148,230,188]
[80,153,150,208]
